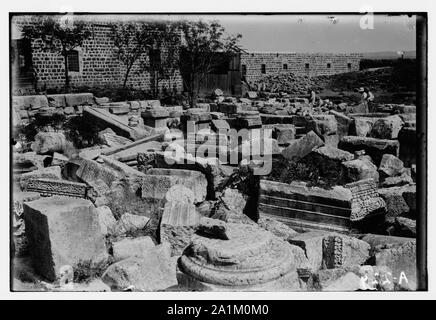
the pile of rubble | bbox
[248,72,323,94]
[11,89,418,292]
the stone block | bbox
[23,196,108,281]
[47,94,67,108]
[13,95,48,110]
[64,93,94,107]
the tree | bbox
[138,22,181,98]
[21,16,91,91]
[110,22,151,89]
[175,20,242,107]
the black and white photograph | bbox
[4,1,431,300]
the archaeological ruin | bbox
[10,13,423,293]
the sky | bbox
[139,14,416,53]
[13,13,417,53]
[207,14,417,53]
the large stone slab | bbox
[23,196,108,281]
[281,131,325,162]
[83,106,150,141]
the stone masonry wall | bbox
[11,15,184,93]
[241,52,363,83]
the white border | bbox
[1,0,435,300]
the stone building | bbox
[11,15,363,95]
[11,15,184,94]
[241,52,363,83]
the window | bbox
[67,50,80,72]
[283,64,288,70]
[327,63,331,68]
[261,64,266,74]
[305,63,310,69]
[149,49,161,71]
[347,63,352,70]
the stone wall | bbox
[11,15,184,93]
[241,52,363,83]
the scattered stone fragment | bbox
[342,157,379,183]
[112,213,150,237]
[160,201,201,256]
[102,243,177,291]
[322,234,370,269]
[374,240,416,290]
[96,206,117,236]
[323,272,361,291]
[379,154,405,177]
[394,217,416,237]
[288,231,329,271]
[370,115,404,139]
[257,216,298,241]
[197,217,229,240]
[338,136,400,166]
[31,132,68,155]
[377,187,411,223]
[98,128,132,147]
[112,236,155,261]
[23,196,108,281]
[381,173,414,187]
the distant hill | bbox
[361,51,416,59]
